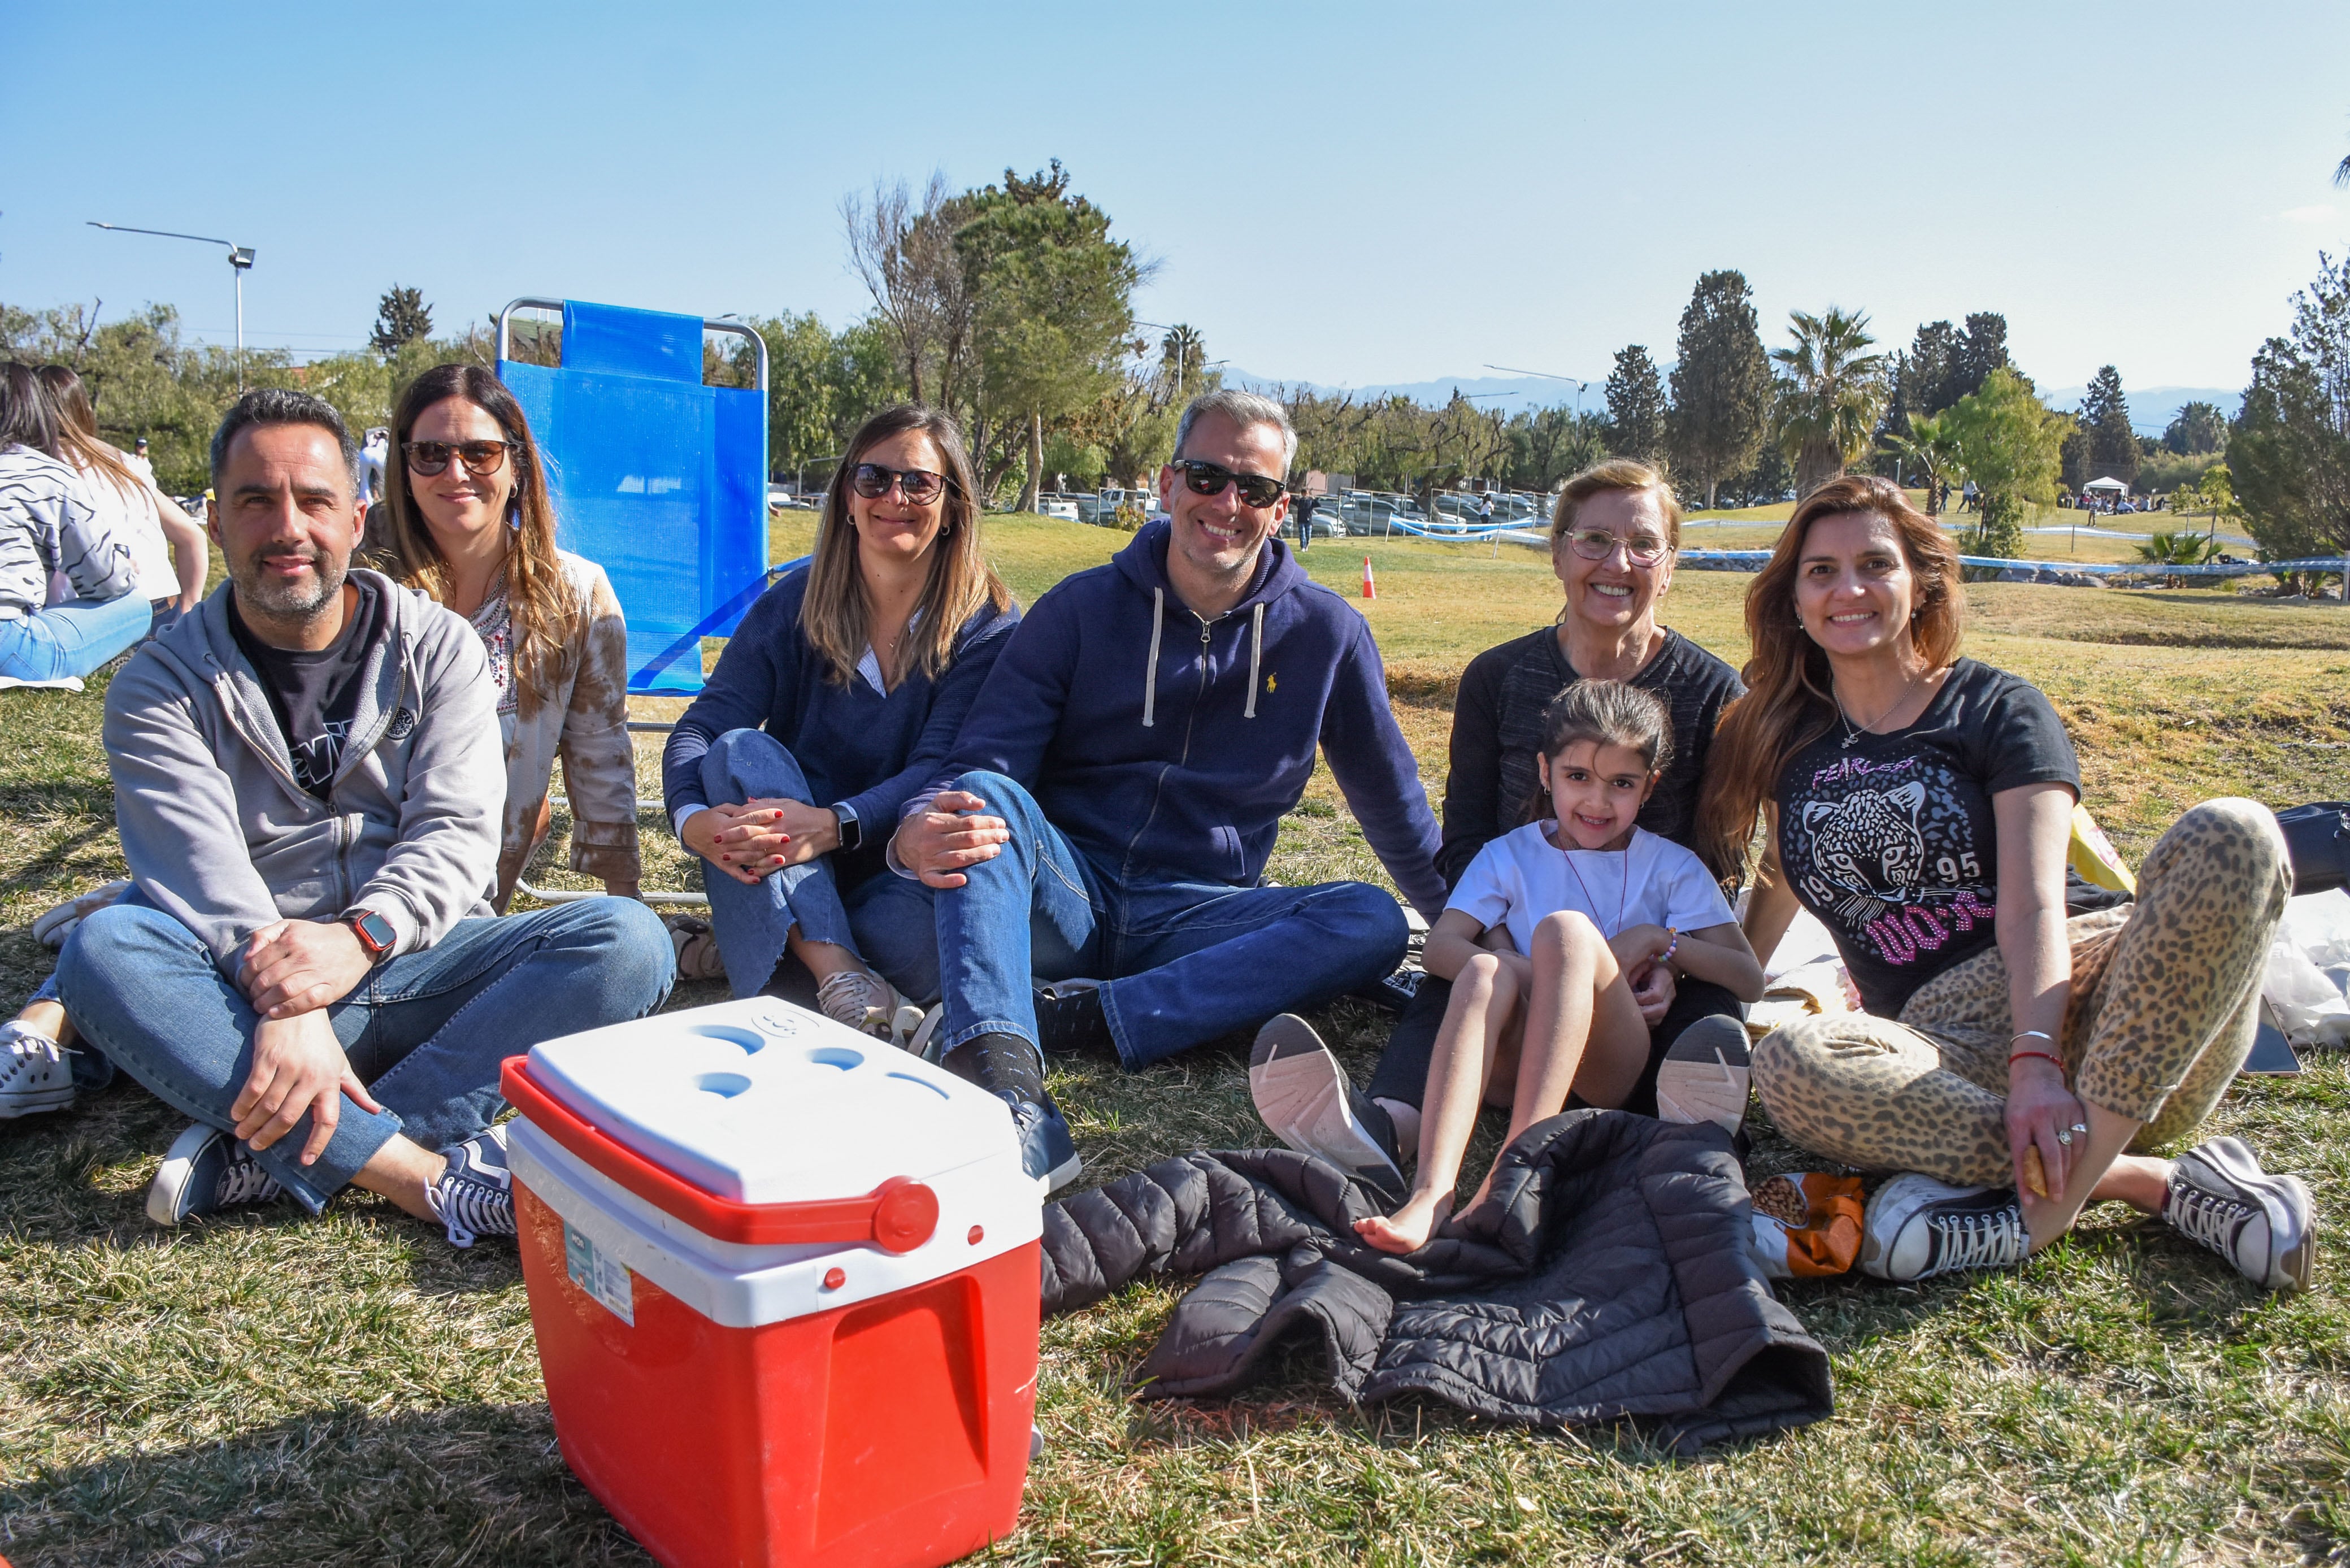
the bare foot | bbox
[1355,1189,1447,1255]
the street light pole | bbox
[88,221,257,385]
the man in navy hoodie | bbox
[891,390,1445,1189]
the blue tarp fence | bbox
[1673,550,2349,579]
[1372,512,2344,581]
[498,300,768,696]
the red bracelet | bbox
[2008,1049,2063,1070]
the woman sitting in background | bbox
[375,363,640,909]
[663,405,1017,1034]
[0,362,142,683]
[1701,474,2314,1292]
[37,366,206,638]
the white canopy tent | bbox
[2082,476,2129,493]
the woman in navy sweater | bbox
[663,406,1017,1031]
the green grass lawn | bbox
[4,516,2348,1564]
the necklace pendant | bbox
[1842,732,1858,750]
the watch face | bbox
[351,911,396,955]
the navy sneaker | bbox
[1249,1014,1407,1200]
[427,1123,516,1248]
[941,1030,1083,1194]
[147,1123,283,1226]
[1004,1090,1083,1196]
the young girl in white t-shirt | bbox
[1357,680,1766,1254]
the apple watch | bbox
[831,801,863,853]
[342,907,397,963]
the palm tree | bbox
[1770,307,1888,499]
[1883,410,1966,513]
[1160,324,1205,402]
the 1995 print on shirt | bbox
[1774,659,2102,1019]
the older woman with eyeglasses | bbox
[1259,459,1753,1191]
[661,405,1018,1035]
[376,364,641,911]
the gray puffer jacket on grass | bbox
[103,570,501,979]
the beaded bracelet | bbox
[1660,929,1680,970]
[2009,1049,2063,1070]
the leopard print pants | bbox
[1752,798,2290,1185]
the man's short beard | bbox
[233,550,349,622]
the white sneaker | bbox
[1654,1015,1752,1136]
[0,1022,75,1118]
[2165,1136,2316,1292]
[1861,1172,2029,1281]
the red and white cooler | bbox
[499,997,1042,1568]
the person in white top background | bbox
[37,366,206,636]
[1356,679,1766,1254]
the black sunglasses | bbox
[1173,458,1284,510]
[403,439,514,477]
[850,463,949,504]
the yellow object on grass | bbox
[2069,803,2136,895]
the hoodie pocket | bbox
[1210,824,1246,884]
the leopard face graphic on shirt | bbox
[1772,659,2096,1019]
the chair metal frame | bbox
[496,298,774,910]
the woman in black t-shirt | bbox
[1250,459,1750,1197]
[1701,476,2312,1292]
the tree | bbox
[369,286,433,358]
[1899,320,1960,418]
[1950,313,2011,403]
[2174,463,2241,548]
[1602,344,1668,468]
[1943,367,2067,557]
[741,311,909,483]
[1770,306,1887,498]
[2079,364,2140,487]
[1159,324,1206,401]
[1666,269,1773,507]
[954,160,1145,510]
[1721,438,1793,507]
[1883,409,1965,512]
[2163,399,2229,455]
[1502,406,1607,493]
[2229,251,2350,566]
[841,171,974,407]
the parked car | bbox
[1035,494,1081,522]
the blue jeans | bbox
[55,898,675,1211]
[930,770,1409,1070]
[0,593,151,681]
[694,728,939,1002]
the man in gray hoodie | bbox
[54,389,673,1246]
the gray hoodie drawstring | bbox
[1142,586,1164,727]
[1243,602,1265,719]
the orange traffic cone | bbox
[1362,557,1376,600]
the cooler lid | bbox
[523,997,1015,1204]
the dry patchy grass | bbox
[3,517,2347,1565]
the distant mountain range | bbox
[1230,368,2243,438]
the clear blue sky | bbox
[6,1,2345,397]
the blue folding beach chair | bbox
[496,297,771,696]
[495,298,775,905]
